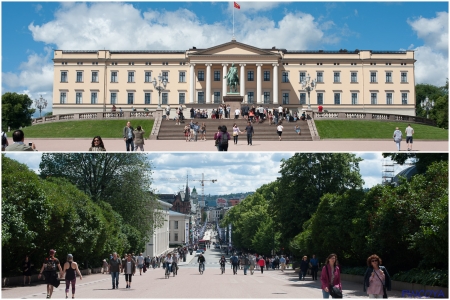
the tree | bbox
[382,153,448,174]
[2,92,36,130]
[38,153,162,242]
[429,80,449,128]
[273,153,364,245]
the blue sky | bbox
[1,1,448,116]
[4,152,411,195]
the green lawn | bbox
[22,119,154,138]
[315,120,448,140]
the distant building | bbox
[144,200,171,258]
[168,210,192,245]
[392,165,418,186]
[216,198,227,207]
[158,183,192,214]
[228,198,240,206]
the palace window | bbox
[370,72,377,83]
[128,72,135,83]
[334,72,340,83]
[61,71,68,83]
[351,72,358,83]
[386,72,392,83]
[300,93,306,104]
[214,92,221,104]
[263,92,270,103]
[110,92,117,104]
[247,71,254,81]
[127,93,134,104]
[299,72,306,83]
[401,72,408,83]
[247,91,254,104]
[145,93,151,104]
[386,93,393,105]
[179,93,185,104]
[111,71,118,83]
[60,92,67,104]
[174,221,179,229]
[145,72,152,83]
[371,93,377,104]
[198,91,204,104]
[282,72,289,83]
[334,93,341,105]
[162,93,168,104]
[214,71,221,81]
[316,72,323,83]
[76,71,83,83]
[91,71,98,83]
[91,92,98,104]
[282,92,289,104]
[75,92,82,104]
[351,93,358,105]
[317,93,323,105]
[402,93,408,105]
[179,71,186,83]
[264,71,270,81]
[198,71,204,81]
[162,71,169,82]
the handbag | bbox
[325,265,343,298]
[374,269,388,298]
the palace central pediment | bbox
[189,40,279,57]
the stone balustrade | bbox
[313,112,436,126]
[32,111,155,125]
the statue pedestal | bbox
[223,94,243,116]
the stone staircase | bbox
[157,117,312,141]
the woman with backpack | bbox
[215,125,230,151]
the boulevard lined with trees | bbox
[221,153,448,287]
[2,153,162,276]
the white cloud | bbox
[407,11,448,86]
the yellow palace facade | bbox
[52,39,416,115]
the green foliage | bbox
[2,92,36,130]
[21,119,154,138]
[340,266,367,276]
[274,153,363,245]
[382,153,448,174]
[416,82,448,128]
[315,120,448,140]
[392,268,448,287]
[44,112,53,116]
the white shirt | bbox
[235,109,240,115]
[405,127,414,136]
[278,106,283,113]
[277,125,284,132]
[165,257,173,263]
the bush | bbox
[340,266,367,276]
[391,268,448,287]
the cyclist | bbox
[164,253,173,276]
[219,255,227,273]
[197,253,206,273]
[230,253,239,275]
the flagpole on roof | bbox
[233,2,235,40]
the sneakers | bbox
[112,286,115,289]
[126,284,129,288]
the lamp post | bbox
[421,96,434,119]
[34,95,48,117]
[301,73,316,110]
[152,73,168,109]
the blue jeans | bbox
[243,265,249,275]
[111,272,119,288]
[125,138,134,151]
[322,290,330,298]
[247,134,252,145]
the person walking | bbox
[184,124,190,142]
[200,122,207,141]
[232,123,243,144]
[62,254,83,299]
[393,127,402,151]
[133,126,145,151]
[122,121,135,151]
[234,107,241,119]
[320,253,342,298]
[22,255,32,285]
[277,122,284,141]
[136,253,145,275]
[109,252,122,289]
[310,254,319,280]
[405,124,414,151]
[244,122,254,146]
[38,249,63,299]
[249,255,256,275]
[215,125,230,151]
[364,254,391,298]
[121,254,136,289]
[300,256,309,280]
[258,256,265,274]
[279,255,286,272]
[242,254,250,275]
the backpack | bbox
[1,133,6,146]
[220,132,228,145]
[45,257,57,271]
[231,256,238,264]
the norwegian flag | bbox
[234,2,240,9]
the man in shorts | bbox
[137,253,145,275]
[405,124,414,151]
[38,249,63,299]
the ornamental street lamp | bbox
[301,73,316,110]
[152,73,168,109]
[34,95,48,117]
[421,96,434,119]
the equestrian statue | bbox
[224,63,239,93]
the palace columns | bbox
[206,64,212,104]
[239,63,246,99]
[222,64,228,97]
[256,64,262,104]
[272,63,279,104]
[189,63,195,103]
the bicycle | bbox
[199,262,205,275]
[165,263,172,279]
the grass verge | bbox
[22,119,154,138]
[315,120,448,140]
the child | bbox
[295,125,301,135]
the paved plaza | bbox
[21,138,448,152]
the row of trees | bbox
[2,154,162,276]
[221,153,448,276]
[415,81,448,129]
